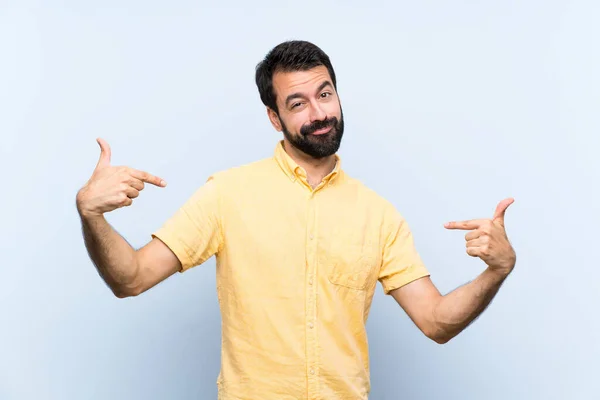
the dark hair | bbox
[255,40,337,114]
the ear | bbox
[267,108,282,132]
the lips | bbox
[300,117,338,137]
[311,126,333,135]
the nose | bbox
[308,100,327,123]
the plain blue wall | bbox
[1,1,599,399]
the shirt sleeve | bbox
[151,175,224,272]
[378,205,430,294]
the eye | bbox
[320,92,332,98]
[292,102,302,108]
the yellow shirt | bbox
[152,141,430,399]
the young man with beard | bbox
[76,40,517,399]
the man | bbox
[76,40,516,399]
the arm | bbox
[76,138,223,298]
[75,138,217,298]
[79,213,181,298]
[391,268,510,344]
[390,198,516,344]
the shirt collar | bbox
[273,140,342,185]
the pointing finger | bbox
[95,138,111,170]
[130,168,167,187]
[444,219,487,230]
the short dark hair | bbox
[255,40,337,114]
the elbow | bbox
[430,334,452,345]
[424,326,454,345]
[426,303,456,344]
[113,290,134,299]
[111,284,144,299]
[108,268,146,299]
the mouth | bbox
[310,126,333,136]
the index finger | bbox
[444,219,486,230]
[130,168,167,187]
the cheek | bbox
[325,101,342,118]
[286,113,310,132]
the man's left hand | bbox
[444,198,517,275]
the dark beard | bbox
[280,110,344,159]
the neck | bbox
[282,139,337,186]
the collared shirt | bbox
[152,141,430,399]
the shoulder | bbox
[341,172,397,211]
[204,156,277,189]
[339,172,408,234]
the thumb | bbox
[493,197,514,225]
[95,137,111,170]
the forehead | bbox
[272,65,332,100]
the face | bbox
[268,66,344,159]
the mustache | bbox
[300,117,338,136]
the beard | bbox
[280,109,344,159]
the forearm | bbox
[431,267,510,343]
[79,212,140,297]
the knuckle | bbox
[132,180,144,190]
[126,178,139,189]
[123,167,135,178]
[75,188,87,203]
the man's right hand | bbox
[76,138,167,218]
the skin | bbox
[392,199,516,343]
[76,65,516,344]
[76,139,181,298]
[267,66,341,188]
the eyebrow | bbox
[285,80,334,107]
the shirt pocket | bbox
[325,227,380,290]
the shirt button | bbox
[310,369,315,375]
[308,277,313,285]
[308,322,314,329]
[309,234,314,240]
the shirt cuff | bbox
[151,229,193,273]
[380,264,430,295]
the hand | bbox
[444,198,516,275]
[76,138,167,218]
